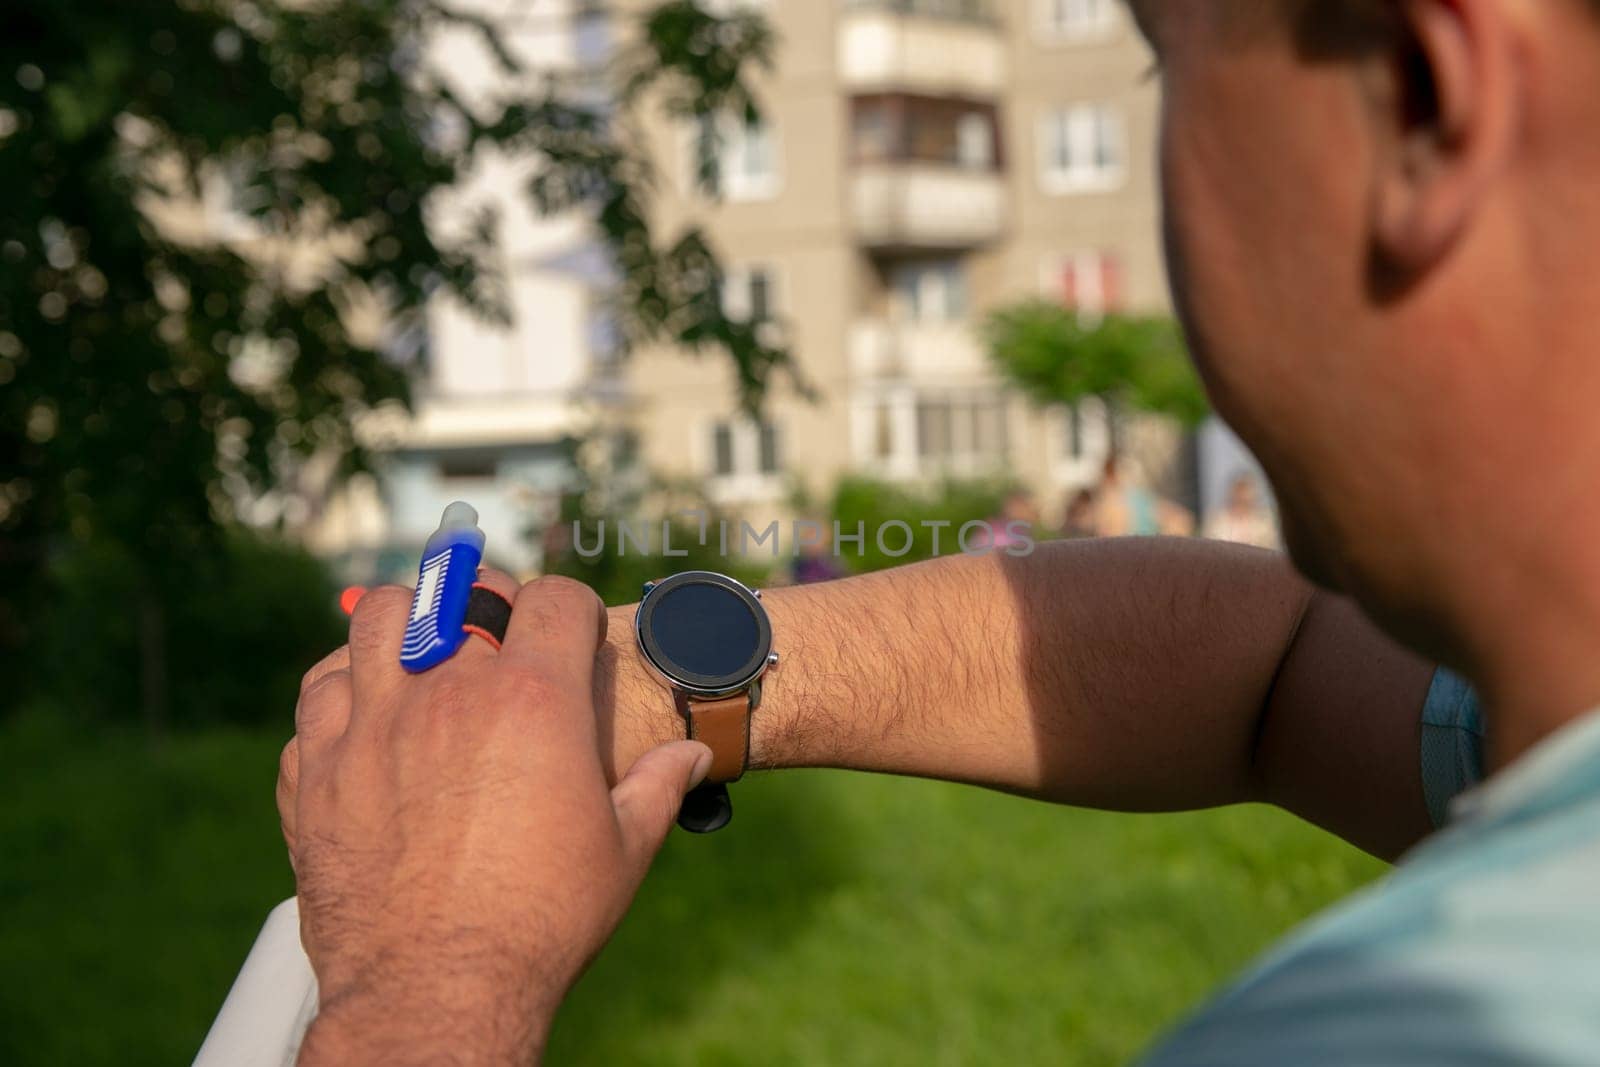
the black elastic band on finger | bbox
[462,583,513,650]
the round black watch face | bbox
[638,573,771,692]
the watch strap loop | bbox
[675,691,752,784]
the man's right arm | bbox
[597,537,1437,860]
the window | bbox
[1050,251,1124,317]
[1063,397,1110,459]
[1054,395,1112,477]
[969,398,1008,457]
[437,454,497,482]
[1040,104,1126,194]
[850,95,1001,171]
[892,259,968,323]
[873,403,895,460]
[916,398,953,460]
[853,105,894,164]
[695,115,781,202]
[712,423,736,477]
[749,271,771,322]
[848,0,994,19]
[956,112,994,170]
[701,0,769,13]
[706,418,782,486]
[915,393,1008,466]
[1037,0,1118,41]
[723,265,776,323]
[757,421,780,473]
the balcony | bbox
[851,164,1006,249]
[838,0,1005,97]
[849,318,1011,479]
[848,318,993,383]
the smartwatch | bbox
[636,571,777,833]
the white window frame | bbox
[688,114,783,203]
[890,259,968,324]
[851,385,921,481]
[912,390,1011,476]
[1048,395,1113,487]
[699,415,785,501]
[723,258,784,326]
[955,111,994,171]
[700,0,770,14]
[1034,0,1120,44]
[723,261,785,347]
[1038,104,1127,195]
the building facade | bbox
[622,0,1177,527]
[303,0,616,580]
[305,0,1212,577]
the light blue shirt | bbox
[1142,672,1600,1065]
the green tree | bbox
[0,0,791,730]
[982,300,1209,426]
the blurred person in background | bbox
[1059,487,1099,539]
[789,522,847,585]
[275,2,1600,1064]
[1094,454,1195,537]
[1203,472,1281,551]
[977,487,1041,551]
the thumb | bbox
[611,740,714,880]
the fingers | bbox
[610,741,713,882]
[277,736,300,864]
[302,645,350,689]
[296,653,354,756]
[499,576,608,691]
[347,584,413,701]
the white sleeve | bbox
[192,897,318,1067]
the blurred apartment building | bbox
[304,0,1216,577]
[624,0,1179,524]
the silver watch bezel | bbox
[634,570,776,700]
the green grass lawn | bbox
[0,714,1386,1066]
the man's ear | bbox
[1369,0,1519,285]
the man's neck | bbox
[1453,543,1600,774]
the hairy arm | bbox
[599,537,1434,860]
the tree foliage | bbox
[828,476,1013,574]
[982,301,1209,426]
[0,0,789,720]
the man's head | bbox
[1001,488,1039,524]
[1227,473,1261,515]
[1128,0,1600,673]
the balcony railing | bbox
[843,0,997,23]
[849,319,993,382]
[838,0,1005,96]
[851,164,1006,249]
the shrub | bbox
[829,476,1014,574]
[24,533,344,731]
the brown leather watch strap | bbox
[674,691,752,784]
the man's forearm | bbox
[598,538,1435,858]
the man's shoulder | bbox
[1142,791,1600,1066]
